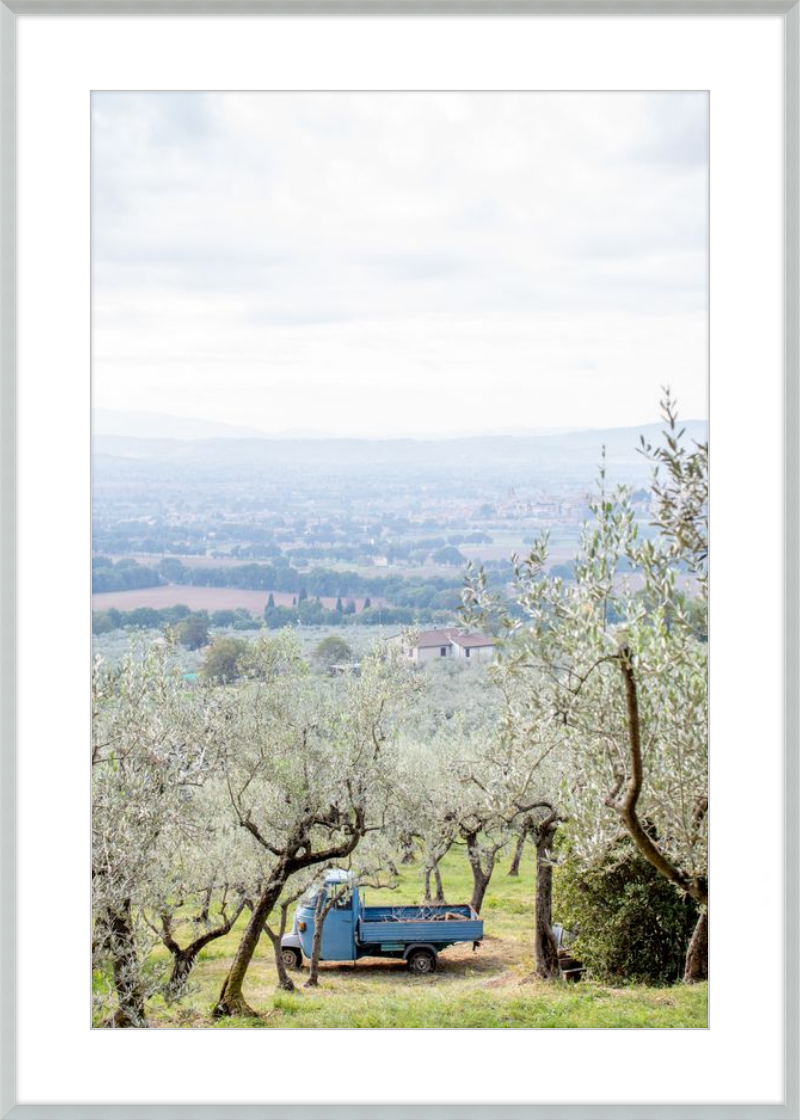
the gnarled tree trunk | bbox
[464,831,502,915]
[214,809,365,1018]
[508,823,528,877]
[161,899,247,1000]
[684,907,708,983]
[214,873,289,1017]
[613,650,709,984]
[305,890,337,989]
[107,901,147,1028]
[400,833,415,864]
[432,859,445,904]
[196,886,213,924]
[423,854,447,904]
[262,918,295,993]
[533,816,561,980]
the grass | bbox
[125,848,708,1029]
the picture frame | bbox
[0,2,797,1118]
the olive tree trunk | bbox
[432,859,445,903]
[612,650,709,983]
[423,854,447,904]
[107,902,147,1028]
[533,817,561,980]
[400,833,415,864]
[508,823,528,877]
[161,899,247,1000]
[305,891,337,988]
[464,831,502,915]
[196,886,213,924]
[261,899,298,994]
[214,875,288,1016]
[213,811,365,1018]
[684,907,708,983]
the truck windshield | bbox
[300,888,319,909]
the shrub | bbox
[313,635,353,671]
[201,637,250,683]
[176,614,210,650]
[553,835,698,986]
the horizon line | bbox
[92,416,709,444]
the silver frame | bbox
[0,4,797,1118]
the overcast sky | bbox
[91,92,708,439]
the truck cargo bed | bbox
[357,904,483,945]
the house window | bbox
[465,648,471,658]
[440,647,448,656]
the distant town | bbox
[92,423,699,646]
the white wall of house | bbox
[451,643,495,664]
[416,643,452,664]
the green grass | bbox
[118,848,708,1029]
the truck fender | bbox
[280,932,303,951]
[402,942,438,961]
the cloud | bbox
[91,91,708,436]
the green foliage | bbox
[431,545,467,567]
[313,635,353,670]
[463,401,709,915]
[92,610,116,635]
[147,556,468,612]
[210,609,238,628]
[201,637,250,683]
[92,556,163,593]
[639,389,708,593]
[93,605,256,636]
[553,837,698,986]
[177,613,210,650]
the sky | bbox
[91,92,708,439]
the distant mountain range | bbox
[93,419,708,477]
[94,409,706,449]
[93,409,269,442]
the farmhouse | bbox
[403,629,496,665]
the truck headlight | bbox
[298,921,306,932]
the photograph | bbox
[90,90,709,1029]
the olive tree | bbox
[399,719,542,917]
[394,736,457,904]
[466,406,708,981]
[92,641,218,1026]
[212,633,419,1018]
[144,782,258,1000]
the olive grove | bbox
[91,401,708,1026]
[465,396,708,980]
[210,633,421,1018]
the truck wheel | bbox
[282,948,303,970]
[407,948,437,975]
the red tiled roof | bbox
[415,629,461,648]
[413,630,495,649]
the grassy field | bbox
[119,847,708,1030]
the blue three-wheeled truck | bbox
[280,869,483,975]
